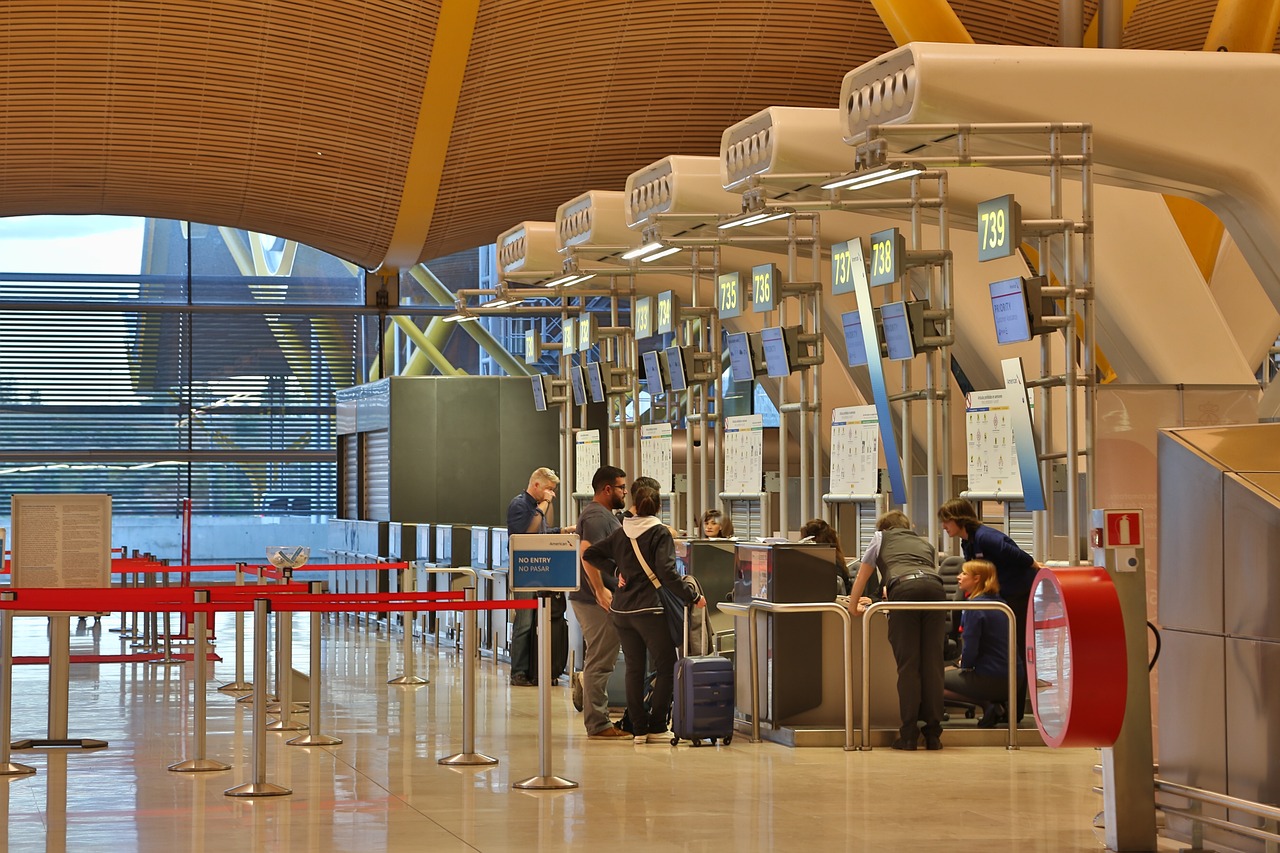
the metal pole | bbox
[512,595,577,790]
[440,588,498,765]
[749,606,761,744]
[225,599,291,797]
[389,564,427,685]
[48,616,72,740]
[266,592,306,732]
[237,567,273,705]
[0,593,36,776]
[288,582,342,747]
[219,562,252,691]
[170,591,230,772]
[153,608,180,667]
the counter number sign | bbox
[752,263,778,313]
[977,194,1022,262]
[831,238,868,296]
[869,228,903,286]
[717,272,742,319]
[656,290,680,335]
[634,296,653,340]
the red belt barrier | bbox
[0,586,516,614]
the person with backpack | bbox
[582,481,703,745]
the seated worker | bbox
[798,518,879,597]
[700,509,734,539]
[943,559,1011,728]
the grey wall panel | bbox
[389,378,438,523]
[499,377,562,526]
[1226,637,1280,849]
[1224,475,1280,642]
[435,378,504,525]
[1158,629,1228,844]
[1158,432,1224,633]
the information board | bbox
[574,429,601,495]
[829,405,880,498]
[11,493,112,589]
[965,389,1023,499]
[1001,357,1047,511]
[723,414,764,495]
[640,422,673,494]
[509,533,581,592]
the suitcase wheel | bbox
[670,736,679,746]
[691,738,702,747]
[723,734,732,745]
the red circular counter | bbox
[1027,566,1127,748]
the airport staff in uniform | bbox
[849,510,946,751]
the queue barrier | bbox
[0,586,534,796]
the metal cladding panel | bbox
[434,378,504,525]
[720,106,855,191]
[1224,474,1280,642]
[1157,431,1224,634]
[1159,630,1230,848]
[389,377,440,523]
[497,221,561,280]
[624,155,740,228]
[1226,637,1280,847]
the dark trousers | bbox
[886,577,947,741]
[508,591,535,678]
[1004,590,1029,721]
[944,668,1008,707]
[611,611,677,736]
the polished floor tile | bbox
[0,612,1166,851]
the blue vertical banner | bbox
[509,534,581,592]
[851,262,907,504]
[1000,357,1047,511]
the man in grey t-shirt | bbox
[569,465,630,739]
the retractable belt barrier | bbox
[0,586,537,795]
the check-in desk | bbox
[676,539,737,653]
[482,527,510,661]
[732,542,899,747]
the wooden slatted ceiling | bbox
[0,0,1272,270]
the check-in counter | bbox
[484,527,510,660]
[676,539,736,652]
[423,524,473,645]
[733,541,899,746]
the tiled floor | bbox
[0,611,1147,851]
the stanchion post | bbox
[266,573,306,732]
[389,565,428,686]
[170,590,230,772]
[218,562,252,692]
[237,567,274,705]
[440,588,497,766]
[225,599,291,798]
[513,594,576,790]
[288,582,342,747]
[0,592,36,776]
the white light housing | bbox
[640,246,682,263]
[821,165,923,191]
[621,241,665,260]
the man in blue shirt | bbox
[507,466,574,686]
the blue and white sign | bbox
[509,534,581,592]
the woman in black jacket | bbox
[583,482,703,745]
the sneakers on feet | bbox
[633,734,647,745]
[509,672,535,687]
[645,730,673,744]
[570,671,584,712]
[587,726,631,740]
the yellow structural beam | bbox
[870,0,973,44]
[392,315,466,376]
[380,0,483,271]
[408,264,533,377]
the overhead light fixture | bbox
[484,299,510,309]
[562,273,596,287]
[821,164,923,191]
[544,272,583,288]
[621,241,665,261]
[717,209,793,230]
[443,313,465,323]
[640,246,683,263]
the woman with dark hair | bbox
[937,497,1041,722]
[848,510,946,751]
[700,508,734,539]
[944,560,1011,727]
[583,482,704,745]
[798,518,854,595]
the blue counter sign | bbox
[509,534,581,592]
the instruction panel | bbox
[574,429,601,494]
[829,405,880,498]
[965,390,1023,499]
[640,422,673,493]
[11,493,113,588]
[723,414,764,495]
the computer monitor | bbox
[568,363,587,405]
[989,276,1050,344]
[879,301,916,361]
[585,360,606,403]
[760,326,799,378]
[642,349,667,396]
[841,310,868,367]
[530,374,549,411]
[664,345,689,392]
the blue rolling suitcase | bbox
[670,601,734,747]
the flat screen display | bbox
[585,360,606,403]
[880,301,915,361]
[665,346,689,392]
[568,364,586,406]
[531,375,548,411]
[726,332,755,384]
[760,326,792,378]
[989,277,1033,344]
[841,310,868,367]
[642,349,666,396]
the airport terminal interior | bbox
[2,1,1279,851]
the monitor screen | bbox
[880,301,915,361]
[585,360,606,403]
[665,346,689,392]
[642,349,666,396]
[841,310,868,367]
[760,326,792,378]
[989,277,1033,344]
[726,332,755,384]
[531,375,548,411]
[568,363,586,405]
